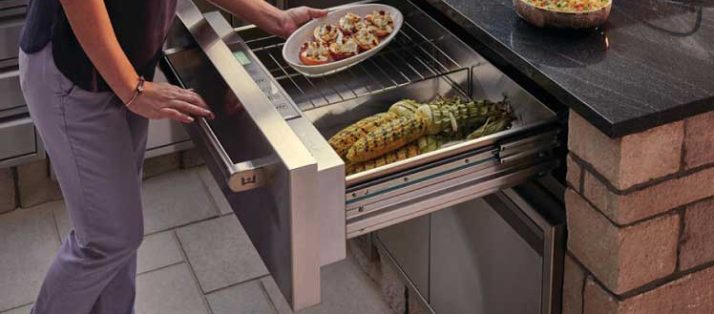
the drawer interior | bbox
[235,1,561,237]
[237,0,558,186]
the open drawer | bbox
[161,0,562,310]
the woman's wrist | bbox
[116,75,142,105]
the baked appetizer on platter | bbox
[300,41,330,65]
[329,31,359,60]
[365,10,394,37]
[313,24,339,44]
[353,27,380,51]
[338,12,362,34]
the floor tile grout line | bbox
[257,276,282,314]
[0,302,33,314]
[201,274,273,296]
[136,260,186,277]
[143,214,222,238]
[195,169,226,217]
[173,230,215,314]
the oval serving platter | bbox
[282,4,403,78]
[514,0,612,29]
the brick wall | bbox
[563,110,714,314]
[0,149,204,214]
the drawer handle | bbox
[196,117,276,192]
[227,156,276,192]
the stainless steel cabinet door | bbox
[430,198,542,314]
[430,186,564,314]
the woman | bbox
[19,0,325,313]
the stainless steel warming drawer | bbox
[161,0,562,310]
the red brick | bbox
[584,278,618,314]
[679,198,714,270]
[582,167,714,224]
[584,266,714,314]
[566,189,679,294]
[17,159,62,208]
[684,111,714,169]
[567,154,583,192]
[568,111,683,190]
[0,167,15,214]
[563,254,586,314]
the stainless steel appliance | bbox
[376,179,565,314]
[160,0,564,310]
[0,0,46,168]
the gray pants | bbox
[19,44,148,314]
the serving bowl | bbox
[513,0,612,29]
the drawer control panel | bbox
[231,50,301,120]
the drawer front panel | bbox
[0,68,24,114]
[0,5,25,61]
[0,116,37,163]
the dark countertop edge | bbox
[418,0,714,138]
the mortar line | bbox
[173,230,214,314]
[569,151,714,195]
[569,249,714,301]
[0,302,33,314]
[679,119,688,172]
[136,260,185,276]
[675,207,686,272]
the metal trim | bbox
[346,159,557,238]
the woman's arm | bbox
[207,0,326,38]
[60,0,213,123]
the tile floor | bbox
[0,167,393,314]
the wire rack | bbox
[244,19,471,110]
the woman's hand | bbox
[126,82,214,124]
[277,6,328,38]
[207,0,326,38]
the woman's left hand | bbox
[277,6,327,38]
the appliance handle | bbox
[194,117,276,192]
[159,56,274,194]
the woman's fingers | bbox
[178,88,210,110]
[307,7,327,18]
[176,88,214,118]
[159,107,194,124]
[170,99,214,119]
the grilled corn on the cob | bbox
[388,99,422,117]
[328,112,398,158]
[346,136,443,175]
[467,114,515,139]
[346,114,428,162]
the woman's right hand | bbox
[125,81,214,123]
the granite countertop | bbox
[423,0,714,137]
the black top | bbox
[21,0,177,92]
[423,0,714,137]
